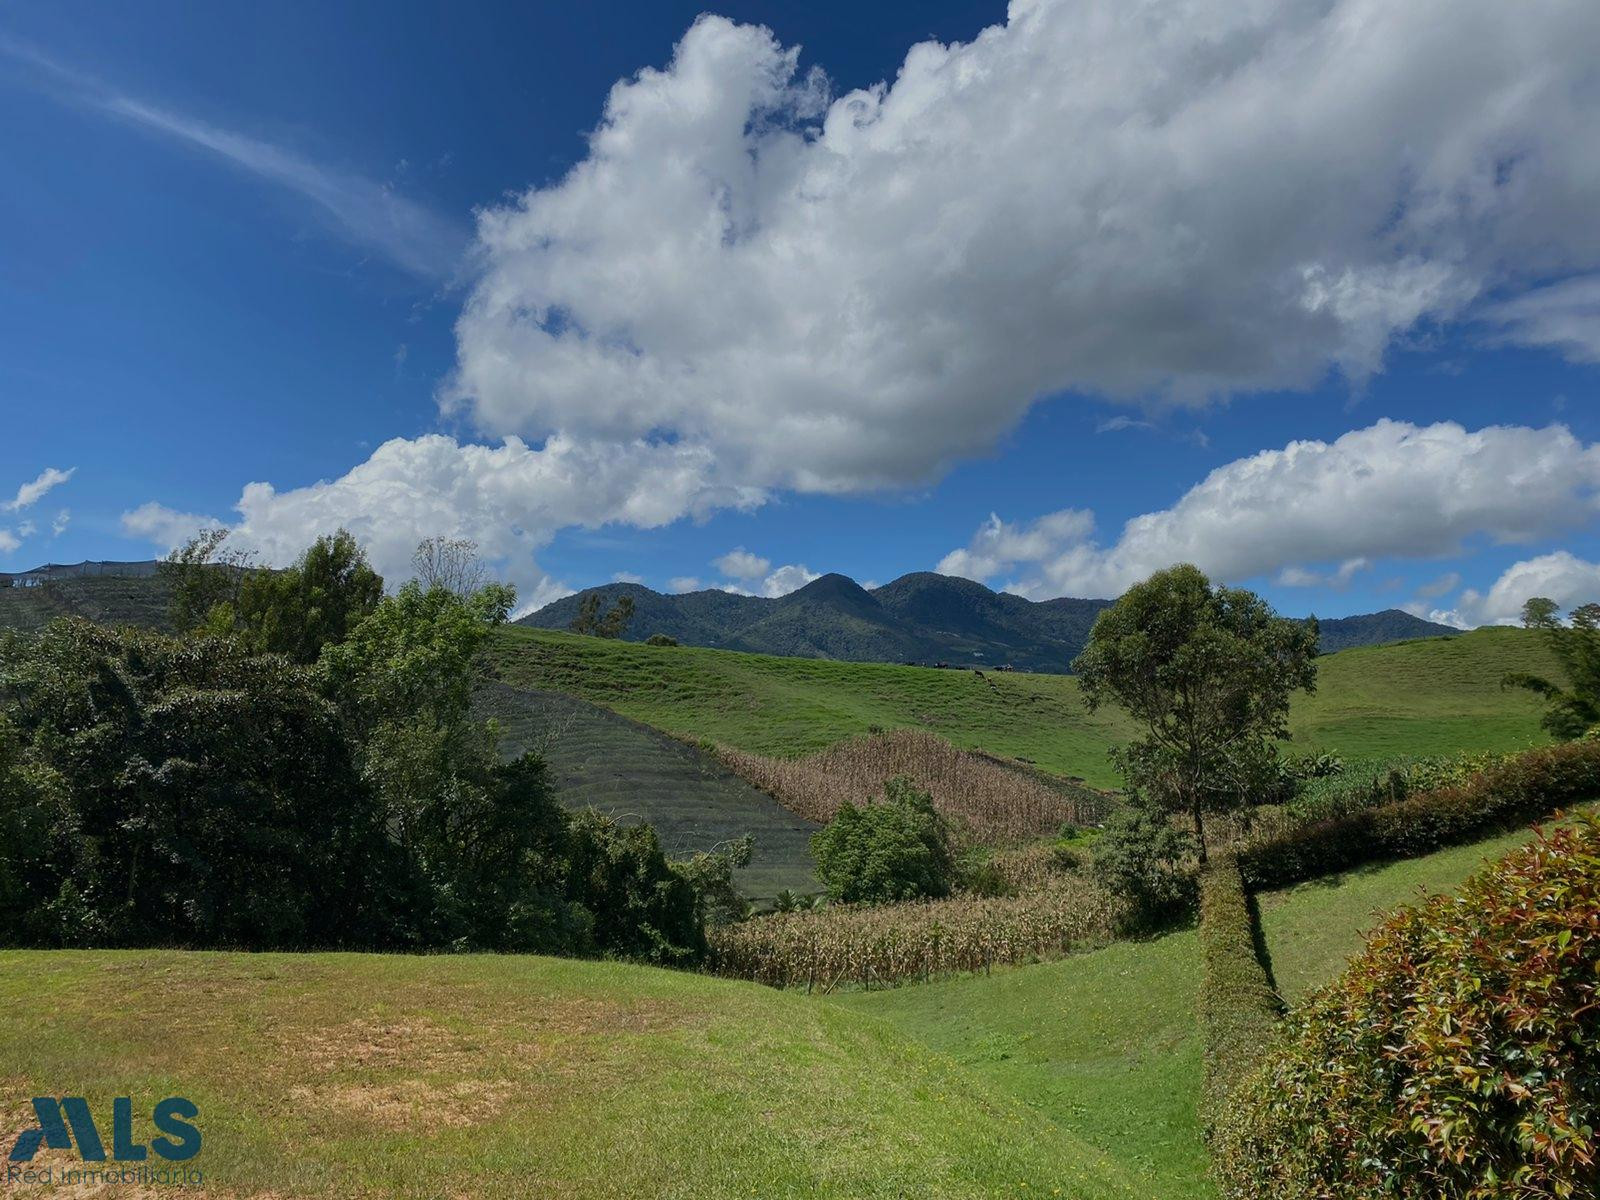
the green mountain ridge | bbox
[519,571,1463,673]
[0,562,1466,673]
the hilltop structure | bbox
[0,560,161,588]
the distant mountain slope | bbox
[518,573,1464,672]
[1313,607,1462,653]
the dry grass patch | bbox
[716,728,1108,845]
[287,1078,516,1132]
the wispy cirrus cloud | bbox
[0,32,466,280]
[4,465,75,511]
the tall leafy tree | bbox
[0,620,389,948]
[317,577,582,948]
[1072,565,1319,860]
[1503,596,1600,739]
[161,528,254,633]
[235,529,384,663]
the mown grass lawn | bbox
[492,626,1555,788]
[838,931,1215,1199]
[0,951,1143,1199]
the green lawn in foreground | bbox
[839,932,1214,1200]
[0,951,1141,1200]
[841,817,1559,1200]
[492,626,1555,788]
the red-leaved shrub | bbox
[1213,814,1600,1199]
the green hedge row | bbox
[1197,853,1283,1141]
[1212,815,1600,1199]
[1237,740,1600,892]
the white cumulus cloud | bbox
[940,420,1600,598]
[759,563,820,597]
[445,1,1600,499]
[1434,552,1600,628]
[123,434,765,612]
[120,501,224,551]
[713,547,772,580]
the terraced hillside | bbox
[491,625,1556,788]
[479,681,819,900]
[0,573,174,632]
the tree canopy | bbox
[1072,564,1319,859]
[1,531,740,962]
[1503,596,1600,739]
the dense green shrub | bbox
[0,600,730,964]
[1237,740,1600,891]
[1213,815,1600,1199]
[645,633,679,647]
[1090,802,1198,932]
[564,810,707,964]
[1289,751,1509,825]
[0,621,394,948]
[1197,855,1282,1140]
[810,777,954,904]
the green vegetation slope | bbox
[491,625,1554,788]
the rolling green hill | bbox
[0,950,1144,1199]
[490,625,1556,789]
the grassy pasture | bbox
[0,809,1567,1198]
[478,681,819,901]
[491,626,1556,788]
[0,951,1143,1200]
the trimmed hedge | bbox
[1237,740,1600,892]
[1212,814,1600,1199]
[1197,854,1284,1140]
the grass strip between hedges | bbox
[1197,854,1284,1142]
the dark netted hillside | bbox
[0,573,174,633]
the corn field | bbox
[708,873,1122,989]
[715,728,1108,846]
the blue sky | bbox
[3,0,1599,625]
